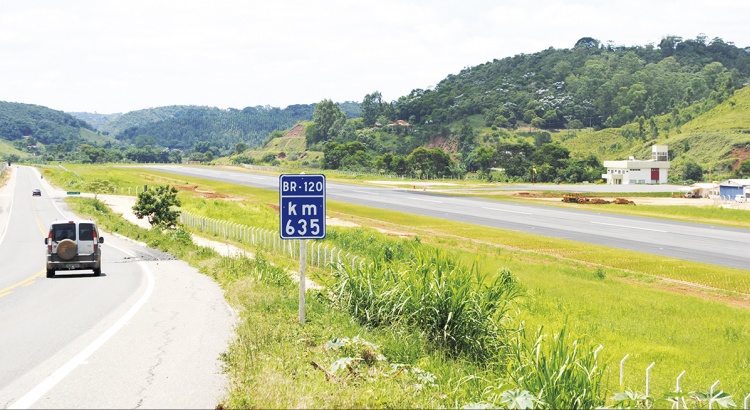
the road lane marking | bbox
[591,221,668,233]
[481,206,533,215]
[8,261,155,409]
[0,270,44,298]
[0,189,60,298]
[405,196,443,203]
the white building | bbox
[602,145,670,185]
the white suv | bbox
[44,220,104,277]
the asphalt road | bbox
[0,166,235,409]
[145,165,750,271]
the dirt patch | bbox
[283,124,305,138]
[369,180,458,187]
[515,191,559,198]
[731,147,750,170]
[425,135,458,153]
[175,184,199,191]
[530,195,717,207]
[635,276,750,310]
[195,189,233,199]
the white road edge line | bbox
[591,221,668,233]
[405,196,443,203]
[481,207,532,215]
[8,262,155,409]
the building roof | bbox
[603,159,670,169]
[719,179,750,186]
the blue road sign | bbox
[279,174,326,239]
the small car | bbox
[32,189,41,196]
[44,220,104,277]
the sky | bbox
[1,0,748,114]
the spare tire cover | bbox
[57,239,78,261]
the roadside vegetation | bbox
[40,163,750,408]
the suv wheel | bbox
[46,269,55,278]
[93,267,101,276]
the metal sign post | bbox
[299,239,306,324]
[279,174,326,324]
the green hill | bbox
[0,101,95,145]
[561,84,750,176]
[681,86,750,132]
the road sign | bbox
[279,174,326,239]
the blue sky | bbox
[1,0,748,114]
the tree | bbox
[134,134,157,149]
[132,185,182,229]
[574,37,600,48]
[407,147,433,179]
[361,91,385,127]
[682,160,703,182]
[85,178,115,199]
[306,99,346,147]
[235,142,248,154]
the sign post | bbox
[279,174,326,324]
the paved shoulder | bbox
[31,252,237,408]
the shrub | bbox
[333,249,520,361]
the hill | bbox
[68,112,123,131]
[292,35,750,182]
[0,101,95,145]
[113,104,317,150]
[560,85,750,176]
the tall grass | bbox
[333,248,520,361]
[505,323,606,409]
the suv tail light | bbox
[93,230,98,252]
[47,231,53,253]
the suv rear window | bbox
[52,223,77,241]
[79,223,95,241]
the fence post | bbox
[645,362,655,403]
[620,354,629,388]
[709,380,720,410]
[676,370,686,392]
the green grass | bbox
[682,86,750,132]
[0,140,28,157]
[46,164,750,403]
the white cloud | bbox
[0,0,748,113]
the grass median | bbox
[47,164,750,403]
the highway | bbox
[0,166,234,409]
[146,165,750,271]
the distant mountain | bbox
[69,102,360,150]
[67,112,123,131]
[109,104,316,150]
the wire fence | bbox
[178,210,364,271]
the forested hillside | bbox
[0,102,94,145]
[394,35,748,131]
[111,104,315,150]
[292,35,750,183]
